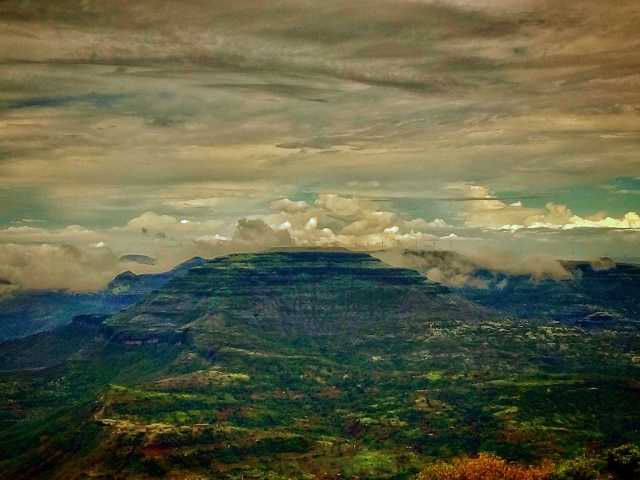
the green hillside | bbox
[1,250,639,479]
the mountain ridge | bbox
[0,256,206,341]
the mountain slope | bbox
[1,250,639,480]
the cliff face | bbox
[106,250,471,347]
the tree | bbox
[417,453,553,480]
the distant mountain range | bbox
[464,260,640,328]
[0,256,205,341]
[2,250,638,343]
[398,250,640,329]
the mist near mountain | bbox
[2,248,637,343]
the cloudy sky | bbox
[1,0,639,291]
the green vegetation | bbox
[0,251,639,479]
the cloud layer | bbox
[3,190,636,293]
[1,0,639,287]
[455,185,640,231]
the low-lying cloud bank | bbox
[0,243,123,292]
[375,249,574,289]
[0,192,633,294]
[0,193,446,292]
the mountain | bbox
[462,260,640,328]
[398,250,640,329]
[6,247,637,344]
[0,250,639,479]
[106,256,205,295]
[0,256,205,342]
[106,249,453,345]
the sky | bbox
[1,0,639,291]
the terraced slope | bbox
[106,249,454,345]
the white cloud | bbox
[0,243,123,291]
[258,194,452,251]
[498,210,640,231]
[232,218,292,247]
[375,248,573,289]
[118,211,224,238]
[0,224,100,244]
[455,184,640,231]
[423,218,451,229]
[3,189,634,294]
[305,217,318,230]
[271,199,310,213]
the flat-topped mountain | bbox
[106,250,462,348]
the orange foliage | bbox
[417,453,554,480]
